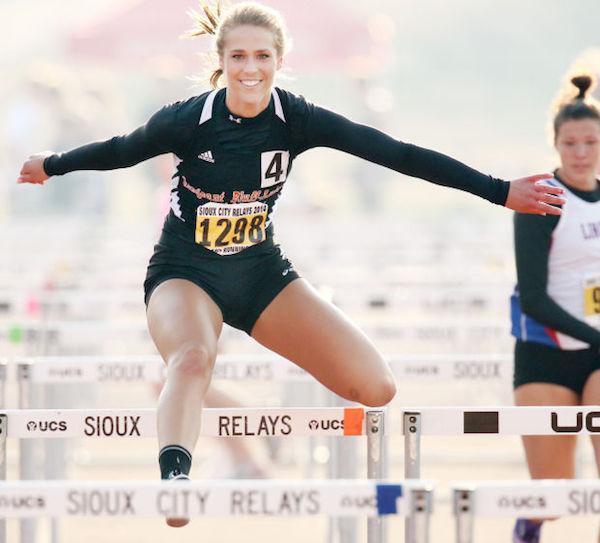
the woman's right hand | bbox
[17,152,54,185]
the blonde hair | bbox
[185,1,289,88]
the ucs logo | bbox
[340,496,376,509]
[26,420,67,432]
[551,411,600,433]
[497,496,546,509]
[308,419,343,431]
[0,495,46,510]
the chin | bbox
[240,95,263,107]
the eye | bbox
[232,54,244,60]
[258,54,270,60]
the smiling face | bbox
[220,25,282,118]
[555,118,600,190]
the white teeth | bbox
[240,80,260,87]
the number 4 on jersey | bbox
[261,150,290,188]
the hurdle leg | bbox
[0,414,7,543]
[328,393,358,543]
[45,383,68,543]
[408,488,433,543]
[403,412,422,542]
[0,362,6,410]
[367,410,385,543]
[453,488,474,543]
[18,363,38,543]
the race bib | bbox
[195,202,268,256]
[583,274,600,329]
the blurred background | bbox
[1,1,600,542]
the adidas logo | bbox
[229,114,242,124]
[198,150,215,163]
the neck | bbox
[225,89,271,118]
[556,168,598,191]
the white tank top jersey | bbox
[547,179,600,349]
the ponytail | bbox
[184,1,289,89]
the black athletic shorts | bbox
[144,229,300,335]
[513,340,600,395]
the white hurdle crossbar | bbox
[403,406,600,443]
[0,478,431,519]
[16,354,306,383]
[15,353,512,384]
[452,479,600,543]
[1,407,374,439]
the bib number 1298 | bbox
[195,202,268,256]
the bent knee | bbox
[168,343,215,380]
[358,375,397,407]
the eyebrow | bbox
[229,49,272,53]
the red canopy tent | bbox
[67,0,374,75]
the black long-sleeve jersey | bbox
[44,87,510,256]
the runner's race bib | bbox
[195,202,268,255]
[583,274,600,329]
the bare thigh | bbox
[251,279,396,407]
[147,279,224,450]
[515,383,579,478]
[146,278,223,363]
[581,369,600,475]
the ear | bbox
[276,56,283,71]
[219,56,224,70]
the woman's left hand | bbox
[505,173,565,215]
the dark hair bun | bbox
[571,75,593,99]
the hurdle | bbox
[0,407,435,543]
[15,354,303,384]
[402,406,600,542]
[403,405,600,477]
[1,319,510,350]
[14,352,512,385]
[0,321,151,346]
[0,279,508,315]
[452,479,600,543]
[0,478,432,520]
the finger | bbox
[539,194,566,206]
[17,175,30,184]
[526,173,554,183]
[536,201,562,216]
[534,183,564,195]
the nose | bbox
[574,143,587,158]
[243,57,258,74]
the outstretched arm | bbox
[298,105,564,215]
[17,103,184,185]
